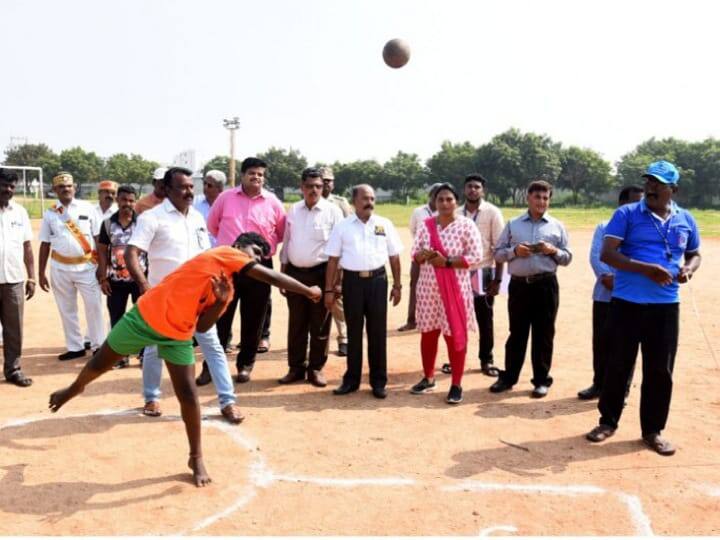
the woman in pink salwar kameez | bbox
[410,183,483,404]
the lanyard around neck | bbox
[648,213,673,261]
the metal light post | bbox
[223,117,240,186]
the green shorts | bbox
[107,306,195,366]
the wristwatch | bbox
[445,257,452,268]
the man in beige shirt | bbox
[453,174,505,376]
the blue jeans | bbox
[142,325,235,409]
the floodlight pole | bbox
[223,117,241,186]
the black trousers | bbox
[216,258,272,369]
[1,283,24,379]
[592,301,635,392]
[342,269,388,389]
[598,299,678,435]
[107,280,141,327]
[474,294,495,365]
[285,264,330,372]
[501,275,559,387]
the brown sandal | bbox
[221,404,245,424]
[143,401,162,417]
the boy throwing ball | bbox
[49,232,321,486]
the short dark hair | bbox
[351,184,373,201]
[163,166,193,188]
[0,169,19,183]
[618,185,644,205]
[527,180,553,197]
[240,157,268,173]
[433,182,459,201]
[301,167,323,182]
[233,232,270,257]
[117,184,137,198]
[464,173,487,187]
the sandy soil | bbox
[1,221,719,535]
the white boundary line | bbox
[1,408,655,536]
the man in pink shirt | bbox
[203,157,286,384]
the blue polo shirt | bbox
[604,200,700,304]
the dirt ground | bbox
[1,221,719,536]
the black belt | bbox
[287,262,327,272]
[511,272,556,284]
[344,267,386,279]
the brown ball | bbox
[382,39,411,69]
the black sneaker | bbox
[58,349,86,361]
[446,385,463,404]
[410,378,436,394]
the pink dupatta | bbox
[424,216,467,352]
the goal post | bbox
[0,164,45,215]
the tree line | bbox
[5,129,720,207]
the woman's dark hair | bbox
[433,182,459,201]
[233,232,270,257]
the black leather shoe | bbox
[236,367,252,384]
[58,349,86,361]
[531,385,549,398]
[372,387,387,399]
[577,384,601,400]
[489,379,513,393]
[196,366,212,386]
[333,383,359,395]
[337,343,348,357]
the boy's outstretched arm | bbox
[246,264,322,303]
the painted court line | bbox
[1,409,655,536]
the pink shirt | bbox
[207,186,286,255]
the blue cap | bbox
[644,160,680,185]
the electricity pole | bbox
[223,117,240,186]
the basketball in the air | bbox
[382,39,411,68]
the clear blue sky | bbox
[2,0,719,169]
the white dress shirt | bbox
[95,202,118,223]
[409,204,435,239]
[39,199,101,272]
[280,198,343,268]
[0,200,33,284]
[325,213,403,271]
[129,198,210,286]
[193,195,218,247]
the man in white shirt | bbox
[193,169,226,247]
[398,182,442,332]
[278,168,343,387]
[126,167,242,424]
[94,180,118,222]
[324,184,403,399]
[38,172,106,360]
[0,169,36,386]
[454,174,505,376]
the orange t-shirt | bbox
[137,246,254,340]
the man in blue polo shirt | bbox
[586,160,702,456]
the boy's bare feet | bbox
[188,455,212,487]
[48,386,80,412]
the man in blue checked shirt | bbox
[577,185,643,400]
[586,161,702,456]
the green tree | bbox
[203,155,232,176]
[476,129,561,204]
[256,147,308,199]
[2,143,61,183]
[104,153,159,184]
[333,159,384,197]
[59,146,104,184]
[426,141,481,191]
[381,151,429,200]
[557,146,613,203]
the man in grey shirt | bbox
[491,180,572,398]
